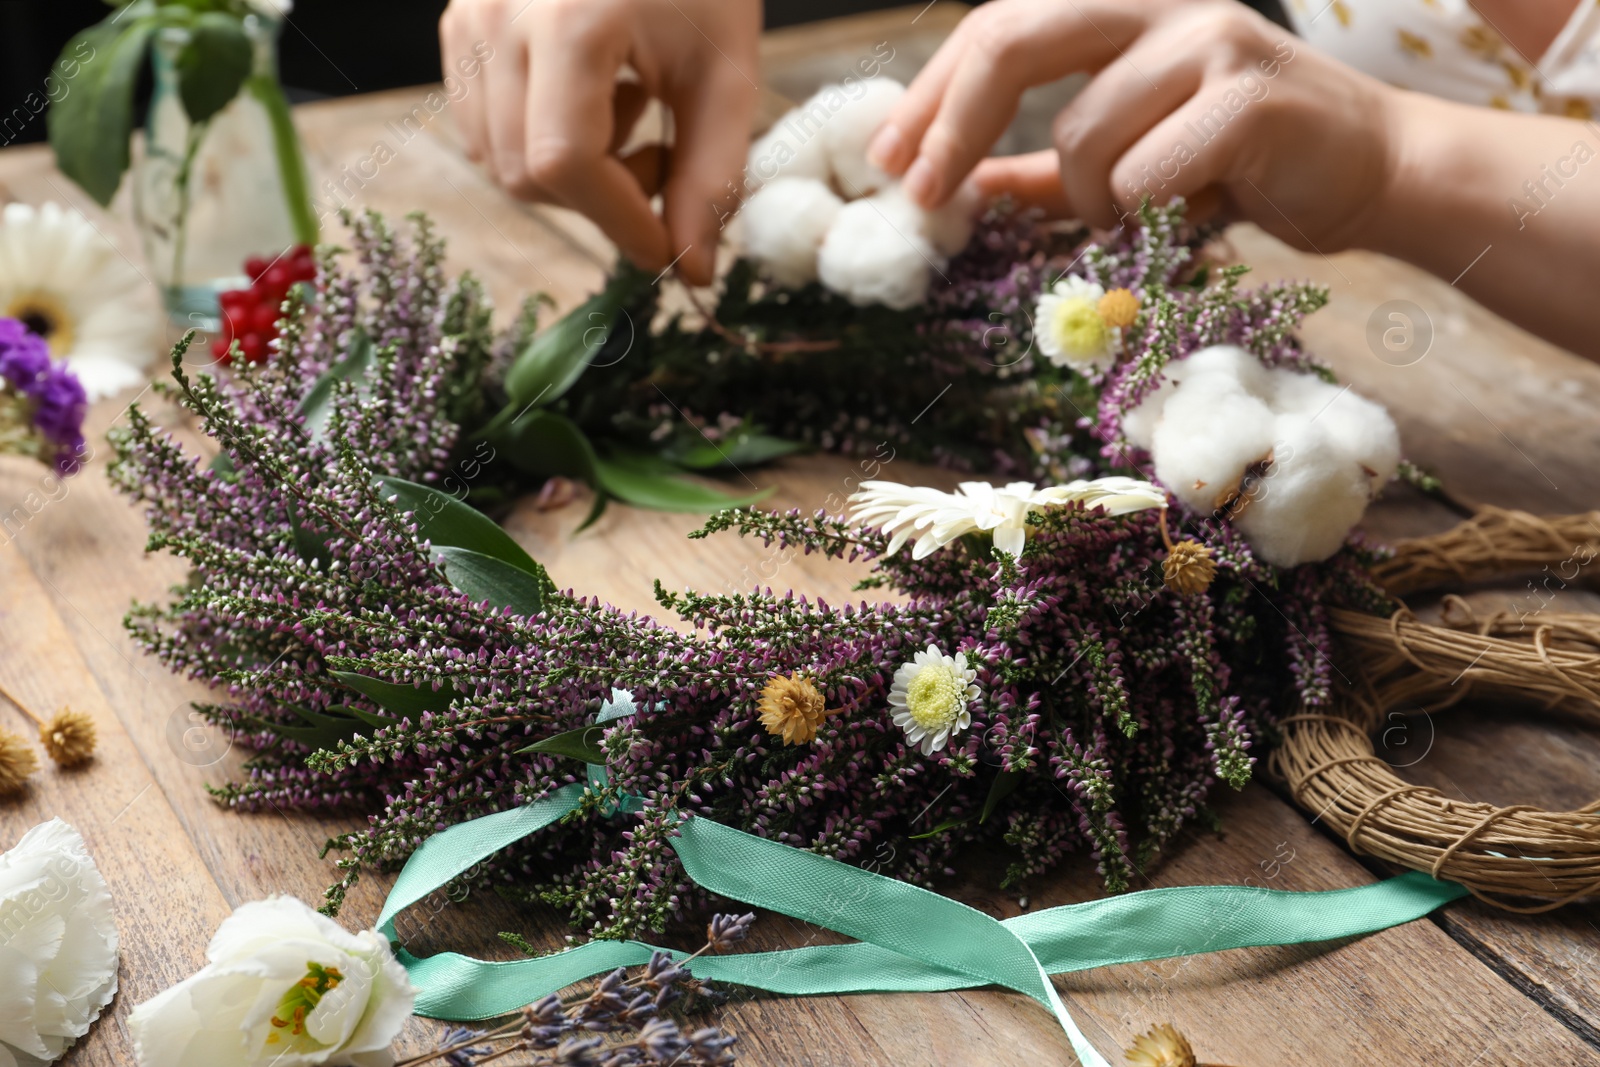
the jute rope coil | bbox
[1273,507,1600,912]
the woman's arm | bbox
[868,0,1600,358]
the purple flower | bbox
[31,365,87,444]
[0,318,50,391]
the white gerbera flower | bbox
[849,476,1167,559]
[0,820,120,1066]
[0,202,161,400]
[1035,275,1113,371]
[889,644,980,755]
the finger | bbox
[482,18,531,187]
[522,16,670,271]
[610,78,651,155]
[972,152,1072,216]
[662,67,758,285]
[866,31,969,175]
[1109,85,1254,221]
[897,2,1151,207]
[1053,30,1205,228]
[439,5,489,163]
[621,142,670,197]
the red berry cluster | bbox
[212,245,317,365]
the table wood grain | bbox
[0,6,1597,1065]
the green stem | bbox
[247,72,319,246]
[170,121,208,294]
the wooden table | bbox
[2,6,1598,1065]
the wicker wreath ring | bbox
[1272,507,1600,912]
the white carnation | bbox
[739,177,843,288]
[817,192,938,310]
[1127,344,1400,567]
[822,77,905,197]
[0,820,119,1067]
[129,896,414,1067]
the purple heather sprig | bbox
[0,317,87,474]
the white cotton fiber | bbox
[1234,414,1376,567]
[822,77,906,196]
[1127,344,1402,567]
[817,192,936,310]
[746,112,832,194]
[739,177,844,288]
[1149,372,1278,516]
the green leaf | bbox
[435,545,550,617]
[667,431,805,471]
[175,12,251,123]
[980,770,1024,824]
[329,703,401,730]
[516,724,606,764]
[489,410,598,483]
[503,264,648,408]
[330,670,459,717]
[377,476,543,577]
[910,815,973,840]
[285,498,331,566]
[593,453,772,513]
[247,704,368,750]
[299,328,374,440]
[49,18,157,206]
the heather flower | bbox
[1036,275,1112,370]
[757,674,831,744]
[889,645,979,755]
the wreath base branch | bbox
[1274,507,1600,911]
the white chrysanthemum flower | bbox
[0,202,161,400]
[252,0,294,15]
[849,476,1167,559]
[889,644,980,755]
[129,896,414,1067]
[0,820,120,1067]
[1035,275,1113,371]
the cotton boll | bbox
[817,192,936,310]
[1149,374,1278,515]
[745,111,832,193]
[740,177,844,288]
[1183,344,1274,396]
[1234,415,1375,566]
[921,179,981,257]
[1269,371,1400,494]
[822,78,905,196]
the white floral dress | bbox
[1283,0,1600,118]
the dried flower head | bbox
[707,911,756,953]
[1125,1022,1196,1067]
[1098,287,1140,329]
[757,673,832,744]
[38,708,96,767]
[1163,540,1217,596]
[0,729,37,794]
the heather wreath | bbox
[109,205,1399,940]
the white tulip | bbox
[129,897,414,1067]
[0,819,119,1067]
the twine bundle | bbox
[1273,507,1600,911]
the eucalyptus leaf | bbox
[594,453,772,512]
[331,670,460,717]
[377,476,543,577]
[503,264,648,408]
[299,328,374,440]
[516,724,607,764]
[436,544,551,617]
[175,12,252,123]
[667,431,805,471]
[48,18,157,206]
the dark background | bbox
[0,0,1288,145]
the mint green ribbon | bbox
[378,780,1467,1066]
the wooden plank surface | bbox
[0,6,1597,1065]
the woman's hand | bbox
[867,0,1401,254]
[439,0,761,283]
